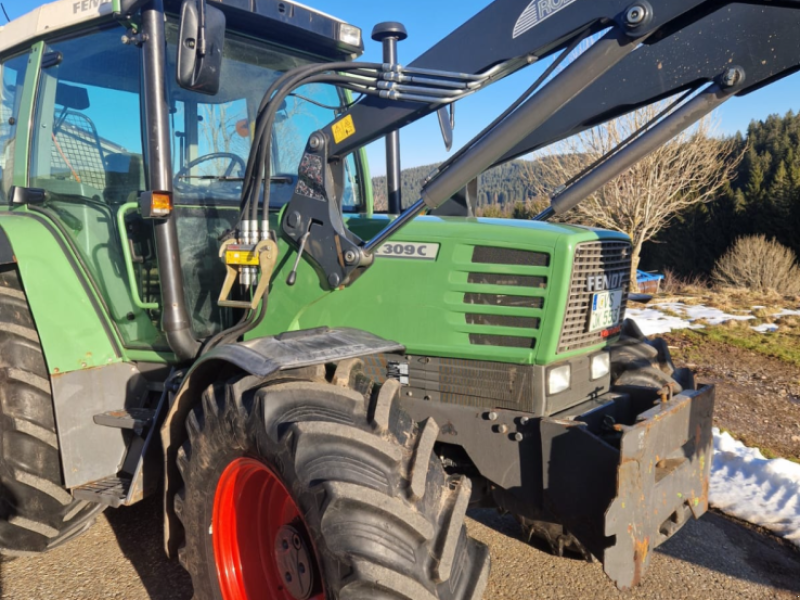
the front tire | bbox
[176,367,490,600]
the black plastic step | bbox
[93,408,155,433]
[73,475,132,508]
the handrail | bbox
[117,201,159,311]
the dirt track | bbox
[0,494,798,600]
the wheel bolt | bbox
[285,572,292,583]
[282,539,289,550]
[299,563,306,574]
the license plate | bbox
[589,290,623,332]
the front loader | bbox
[0,0,796,597]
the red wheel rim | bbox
[212,457,324,600]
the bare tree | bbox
[523,103,743,289]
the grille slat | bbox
[469,334,535,349]
[467,273,546,288]
[558,241,631,353]
[472,246,549,267]
[465,314,540,329]
[464,293,544,309]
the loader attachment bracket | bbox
[281,135,370,290]
[541,384,714,590]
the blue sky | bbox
[4,0,800,175]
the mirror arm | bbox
[197,0,207,56]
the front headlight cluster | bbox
[547,364,571,395]
[591,352,610,380]
[547,352,610,395]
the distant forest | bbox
[372,161,534,211]
[373,112,800,278]
[643,111,800,276]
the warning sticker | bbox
[331,115,356,144]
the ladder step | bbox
[73,475,132,508]
[93,408,155,432]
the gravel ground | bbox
[1,495,798,599]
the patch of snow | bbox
[710,429,800,548]
[751,323,779,333]
[774,308,800,318]
[752,305,766,310]
[625,307,698,336]
[626,302,756,335]
[655,302,754,326]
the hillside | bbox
[372,160,533,211]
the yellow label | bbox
[225,250,259,266]
[331,115,356,144]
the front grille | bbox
[408,356,536,410]
[465,246,548,350]
[558,240,631,353]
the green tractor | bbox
[7,0,795,597]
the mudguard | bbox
[0,213,120,372]
[160,326,404,555]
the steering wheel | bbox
[176,152,247,183]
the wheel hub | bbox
[212,457,323,600]
[274,525,314,600]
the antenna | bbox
[0,4,10,23]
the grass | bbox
[679,326,800,368]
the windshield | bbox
[165,23,362,211]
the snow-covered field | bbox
[626,301,800,337]
[624,300,800,547]
[710,428,800,548]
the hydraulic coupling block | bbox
[217,237,278,310]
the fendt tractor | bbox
[0,0,796,598]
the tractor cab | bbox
[12,0,368,349]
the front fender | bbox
[160,326,404,556]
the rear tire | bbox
[0,266,103,558]
[176,365,490,600]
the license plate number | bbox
[589,290,623,332]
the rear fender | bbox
[160,326,404,556]
[0,214,120,373]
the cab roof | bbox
[0,0,363,60]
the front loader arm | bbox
[323,0,705,159]
[494,1,800,164]
[268,1,800,292]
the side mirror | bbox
[176,0,225,95]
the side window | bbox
[29,28,165,351]
[0,53,29,201]
[31,37,143,200]
[273,84,360,209]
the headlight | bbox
[338,23,362,47]
[548,364,571,395]
[591,352,611,380]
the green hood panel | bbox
[252,216,630,366]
